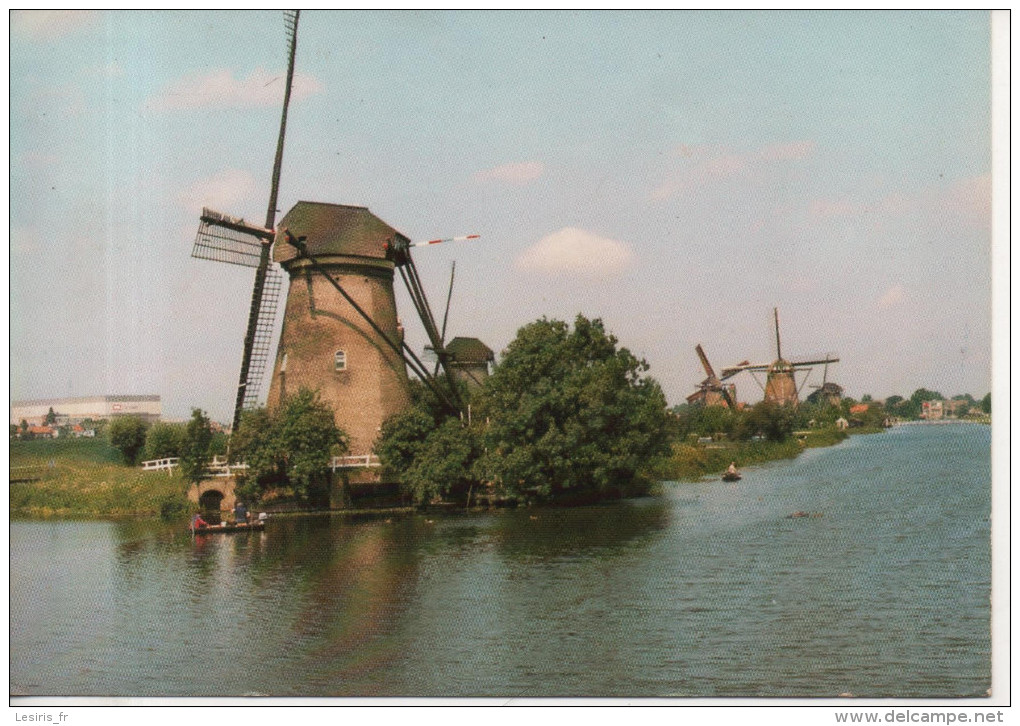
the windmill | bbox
[686,344,737,408]
[720,308,839,407]
[189,11,480,456]
[806,354,843,406]
[190,10,301,432]
[264,205,478,457]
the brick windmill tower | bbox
[265,202,413,457]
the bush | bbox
[377,382,482,505]
[145,422,185,460]
[231,388,348,505]
[159,493,190,521]
[108,416,150,466]
[180,409,213,483]
[736,400,797,442]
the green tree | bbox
[377,382,482,505]
[277,389,348,505]
[736,400,797,442]
[145,422,185,460]
[230,389,347,505]
[884,395,904,408]
[981,392,991,414]
[108,416,150,466]
[377,401,438,475]
[910,388,944,404]
[479,315,672,502]
[404,418,481,505]
[180,409,214,483]
[231,407,287,496]
[44,407,57,425]
[208,430,229,458]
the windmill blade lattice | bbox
[240,264,284,410]
[192,208,272,268]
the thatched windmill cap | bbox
[274,201,410,265]
[445,337,495,364]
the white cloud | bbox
[516,227,634,278]
[473,160,545,185]
[877,284,906,309]
[145,67,324,112]
[177,169,260,215]
[652,140,817,201]
[11,10,98,41]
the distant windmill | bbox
[686,344,737,408]
[721,308,839,407]
[806,354,843,406]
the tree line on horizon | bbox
[17,315,992,510]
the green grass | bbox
[664,428,850,481]
[11,437,123,464]
[801,428,850,448]
[10,438,192,519]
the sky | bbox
[9,10,1000,424]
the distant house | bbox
[942,399,970,418]
[27,425,57,438]
[921,400,944,420]
[849,403,869,416]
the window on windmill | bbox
[334,350,347,371]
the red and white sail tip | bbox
[410,234,481,248]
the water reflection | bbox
[10,426,991,697]
[488,499,671,563]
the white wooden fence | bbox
[142,454,376,475]
[331,454,381,470]
[141,457,179,472]
[140,455,247,477]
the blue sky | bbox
[10,10,998,423]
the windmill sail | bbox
[191,11,300,431]
[192,208,272,267]
[240,264,284,411]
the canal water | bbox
[10,423,991,698]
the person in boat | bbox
[234,500,249,526]
[726,462,738,476]
[191,513,209,530]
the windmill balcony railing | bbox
[331,455,382,470]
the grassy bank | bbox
[10,439,191,519]
[664,428,850,481]
[10,426,858,518]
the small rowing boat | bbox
[191,520,265,535]
[722,471,742,482]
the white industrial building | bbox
[10,395,161,426]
